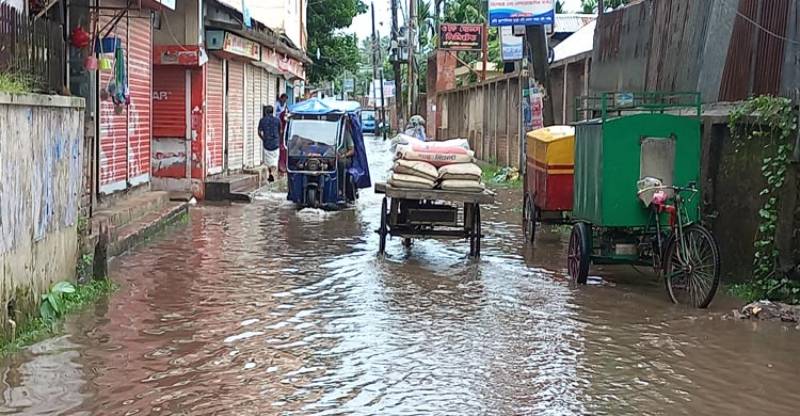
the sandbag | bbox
[438,163,482,180]
[393,159,438,180]
[439,179,485,193]
[388,172,436,189]
[390,133,423,152]
[396,144,474,167]
[438,139,470,151]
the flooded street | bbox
[2,136,799,415]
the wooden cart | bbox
[374,183,496,257]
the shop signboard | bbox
[489,0,555,27]
[439,23,484,51]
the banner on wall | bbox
[489,0,555,27]
[500,26,523,61]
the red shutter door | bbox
[152,66,187,178]
[152,67,186,138]
[206,56,224,175]
[226,60,245,171]
[127,15,152,186]
[98,7,128,194]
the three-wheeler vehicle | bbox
[285,98,371,209]
[375,183,495,257]
[522,125,576,241]
[526,92,721,308]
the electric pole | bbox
[525,25,554,127]
[372,2,388,139]
[391,0,403,130]
[407,0,416,118]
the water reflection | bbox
[0,136,798,415]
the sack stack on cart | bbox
[387,136,485,192]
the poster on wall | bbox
[489,0,555,27]
[530,86,544,130]
[500,26,523,61]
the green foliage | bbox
[1,279,117,355]
[307,0,367,84]
[0,72,33,94]
[481,164,522,189]
[729,95,799,304]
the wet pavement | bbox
[2,136,799,415]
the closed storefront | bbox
[226,60,245,171]
[243,64,255,168]
[152,66,187,178]
[206,56,225,175]
[248,64,262,167]
[98,5,152,194]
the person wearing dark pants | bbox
[258,105,281,182]
[337,126,355,200]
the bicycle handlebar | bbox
[637,185,699,196]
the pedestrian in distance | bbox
[258,105,281,183]
[275,93,289,116]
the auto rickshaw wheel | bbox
[306,187,318,208]
[523,195,536,243]
[378,197,388,255]
[402,238,413,248]
[568,222,591,284]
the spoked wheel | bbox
[567,222,591,284]
[523,195,537,243]
[664,224,721,308]
[469,206,482,258]
[378,197,388,255]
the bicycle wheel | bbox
[664,224,721,308]
[378,197,388,255]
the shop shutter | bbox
[152,67,186,138]
[243,64,254,168]
[206,56,224,175]
[98,8,129,194]
[250,65,262,166]
[126,14,152,187]
[226,60,245,171]
[267,72,276,108]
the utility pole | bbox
[407,0,416,118]
[525,25,554,127]
[391,0,403,130]
[372,2,388,139]
[598,0,605,15]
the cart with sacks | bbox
[375,135,495,257]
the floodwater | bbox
[1,137,799,416]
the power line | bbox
[734,9,800,47]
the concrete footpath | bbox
[86,191,190,278]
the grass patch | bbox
[481,163,522,189]
[727,281,800,305]
[0,72,33,94]
[0,279,117,356]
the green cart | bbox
[568,92,721,308]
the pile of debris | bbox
[731,300,800,323]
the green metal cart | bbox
[568,92,721,308]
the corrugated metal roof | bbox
[553,20,596,63]
[554,14,596,33]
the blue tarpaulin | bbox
[289,98,371,190]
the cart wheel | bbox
[663,224,720,308]
[470,206,482,258]
[568,222,591,284]
[378,197,388,255]
[523,195,537,243]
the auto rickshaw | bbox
[285,98,371,209]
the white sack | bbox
[388,172,436,189]
[438,163,482,180]
[393,159,438,180]
[439,179,485,193]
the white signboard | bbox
[500,26,523,61]
[489,0,555,27]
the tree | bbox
[582,0,630,13]
[307,0,367,84]
[556,0,565,13]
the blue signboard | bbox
[488,0,555,27]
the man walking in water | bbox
[258,105,280,183]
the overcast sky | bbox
[347,0,584,40]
